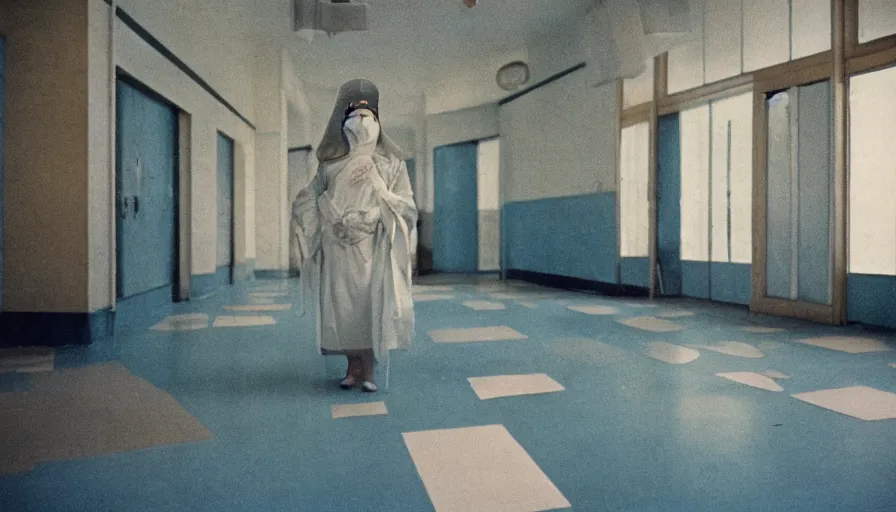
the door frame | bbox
[750,60,844,325]
[115,70,185,302]
[217,130,236,285]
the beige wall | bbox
[0,0,91,312]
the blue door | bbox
[0,36,5,312]
[657,114,682,296]
[216,132,234,286]
[433,142,478,273]
[116,79,178,299]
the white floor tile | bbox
[224,304,292,312]
[656,310,695,318]
[889,363,896,369]
[150,314,209,332]
[518,301,538,309]
[716,372,784,392]
[332,401,388,419]
[462,301,507,311]
[618,316,683,333]
[212,316,277,328]
[742,326,785,334]
[792,386,896,421]
[415,293,454,302]
[467,374,565,400]
[429,326,528,344]
[402,424,571,512]
[645,342,700,364]
[547,338,630,364]
[249,292,288,298]
[249,297,275,304]
[489,292,525,300]
[567,305,618,315]
[694,341,766,359]
[795,336,892,354]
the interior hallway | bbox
[1,276,894,511]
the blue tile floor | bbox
[2,276,896,511]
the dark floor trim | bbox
[105,0,255,130]
[0,309,115,348]
[498,62,586,106]
[505,269,649,297]
[288,145,312,153]
[255,269,290,280]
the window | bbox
[849,66,896,275]
[679,92,753,263]
[619,122,650,257]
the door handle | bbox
[133,196,139,217]
[119,197,129,219]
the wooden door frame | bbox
[217,130,236,285]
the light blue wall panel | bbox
[503,192,617,284]
[619,257,649,288]
[848,274,896,329]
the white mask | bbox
[343,111,380,151]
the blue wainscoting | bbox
[619,257,649,288]
[681,260,751,306]
[503,192,617,284]
[848,274,896,329]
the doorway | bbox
[752,80,836,323]
[287,146,311,276]
[656,113,682,296]
[433,141,479,273]
[216,132,235,287]
[115,78,179,303]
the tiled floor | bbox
[1,276,895,511]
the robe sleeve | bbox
[290,167,325,268]
[379,160,418,231]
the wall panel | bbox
[791,0,831,60]
[619,122,650,257]
[703,0,743,83]
[679,105,710,261]
[743,0,790,72]
[858,0,896,44]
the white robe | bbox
[290,149,417,364]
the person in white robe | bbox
[291,78,417,392]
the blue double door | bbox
[656,113,682,296]
[433,141,479,273]
[116,79,179,300]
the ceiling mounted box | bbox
[293,0,369,34]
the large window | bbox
[679,93,753,264]
[619,122,650,257]
[849,66,896,276]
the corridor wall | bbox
[499,67,619,285]
[847,64,896,329]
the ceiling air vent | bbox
[293,0,369,35]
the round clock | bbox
[496,61,530,91]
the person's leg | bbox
[359,349,377,392]
[340,352,362,389]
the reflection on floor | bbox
[2,275,896,511]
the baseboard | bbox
[0,309,115,347]
[190,273,218,299]
[505,268,648,297]
[254,269,290,280]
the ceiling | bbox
[280,0,595,106]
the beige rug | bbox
[0,362,213,476]
[618,316,683,333]
[429,326,528,344]
[332,401,388,419]
[467,374,565,400]
[792,386,896,421]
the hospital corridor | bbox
[1,1,896,511]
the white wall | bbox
[477,138,500,271]
[89,0,263,307]
[500,74,618,204]
[0,0,91,312]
